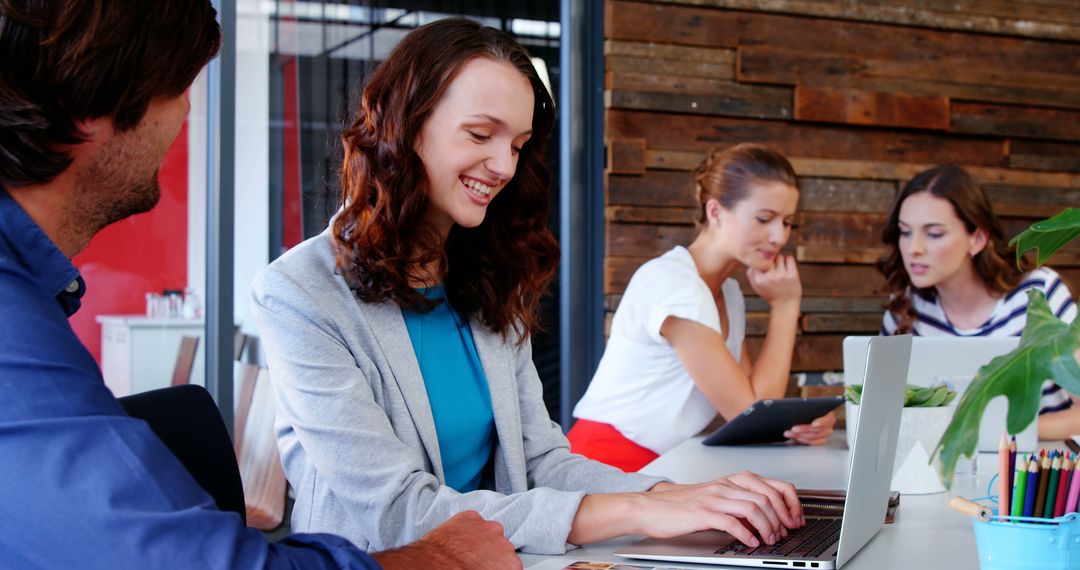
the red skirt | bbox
[567,418,659,473]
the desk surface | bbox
[523,434,1002,569]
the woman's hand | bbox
[747,254,801,309]
[784,412,837,446]
[640,472,804,547]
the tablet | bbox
[701,396,844,446]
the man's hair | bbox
[0,0,222,187]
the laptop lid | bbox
[843,336,1035,452]
[614,335,911,569]
[835,335,911,568]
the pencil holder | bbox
[970,506,1080,569]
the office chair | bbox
[118,384,247,524]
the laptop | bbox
[842,336,1036,453]
[616,335,912,569]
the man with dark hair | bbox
[0,2,519,568]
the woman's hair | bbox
[333,17,558,341]
[0,0,221,187]
[692,143,798,225]
[877,164,1025,333]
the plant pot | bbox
[847,403,952,494]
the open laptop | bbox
[616,335,912,569]
[842,336,1036,453]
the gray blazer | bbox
[249,228,664,555]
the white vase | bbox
[847,403,953,494]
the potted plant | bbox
[847,384,958,493]
[933,208,1080,486]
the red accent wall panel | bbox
[69,122,190,363]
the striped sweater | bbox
[882,267,1077,415]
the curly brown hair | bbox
[877,164,1027,333]
[332,18,558,341]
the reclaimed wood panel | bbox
[738,47,1080,110]
[640,0,1080,41]
[606,39,737,63]
[801,313,883,333]
[607,70,787,99]
[796,245,888,264]
[609,110,1008,166]
[608,171,695,207]
[606,222,695,257]
[952,102,1080,142]
[1008,140,1080,173]
[607,205,697,225]
[607,54,735,80]
[606,0,738,47]
[608,87,792,120]
[795,212,888,249]
[795,86,949,130]
[747,334,845,371]
[798,178,896,213]
[985,185,1080,219]
[608,137,646,175]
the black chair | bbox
[119,385,246,524]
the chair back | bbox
[118,385,246,523]
[170,336,200,386]
[234,364,287,530]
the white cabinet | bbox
[97,315,205,397]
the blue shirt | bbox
[402,285,495,492]
[0,189,380,569]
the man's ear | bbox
[72,116,116,147]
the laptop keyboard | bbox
[716,517,841,559]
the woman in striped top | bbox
[877,164,1079,439]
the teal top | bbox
[401,284,495,492]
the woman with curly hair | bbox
[877,164,1079,439]
[569,144,836,473]
[250,18,804,557]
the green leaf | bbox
[933,290,1080,487]
[1008,208,1080,269]
[845,384,863,405]
[908,387,935,406]
[923,386,950,407]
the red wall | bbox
[69,122,190,363]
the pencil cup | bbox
[971,508,1080,569]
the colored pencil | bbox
[1034,455,1051,518]
[1044,455,1062,519]
[1054,456,1072,518]
[1009,436,1017,476]
[1023,457,1040,518]
[998,432,1011,517]
[1011,457,1029,518]
[1067,458,1080,514]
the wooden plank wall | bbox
[603,0,1080,375]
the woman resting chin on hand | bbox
[569,144,836,474]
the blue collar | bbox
[0,188,84,316]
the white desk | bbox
[522,435,1000,569]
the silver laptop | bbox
[842,336,1036,453]
[616,335,912,569]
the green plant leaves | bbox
[1009,208,1080,269]
[845,383,955,407]
[933,290,1080,487]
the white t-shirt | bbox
[882,266,1077,414]
[573,246,745,454]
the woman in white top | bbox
[878,164,1079,439]
[570,144,836,472]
